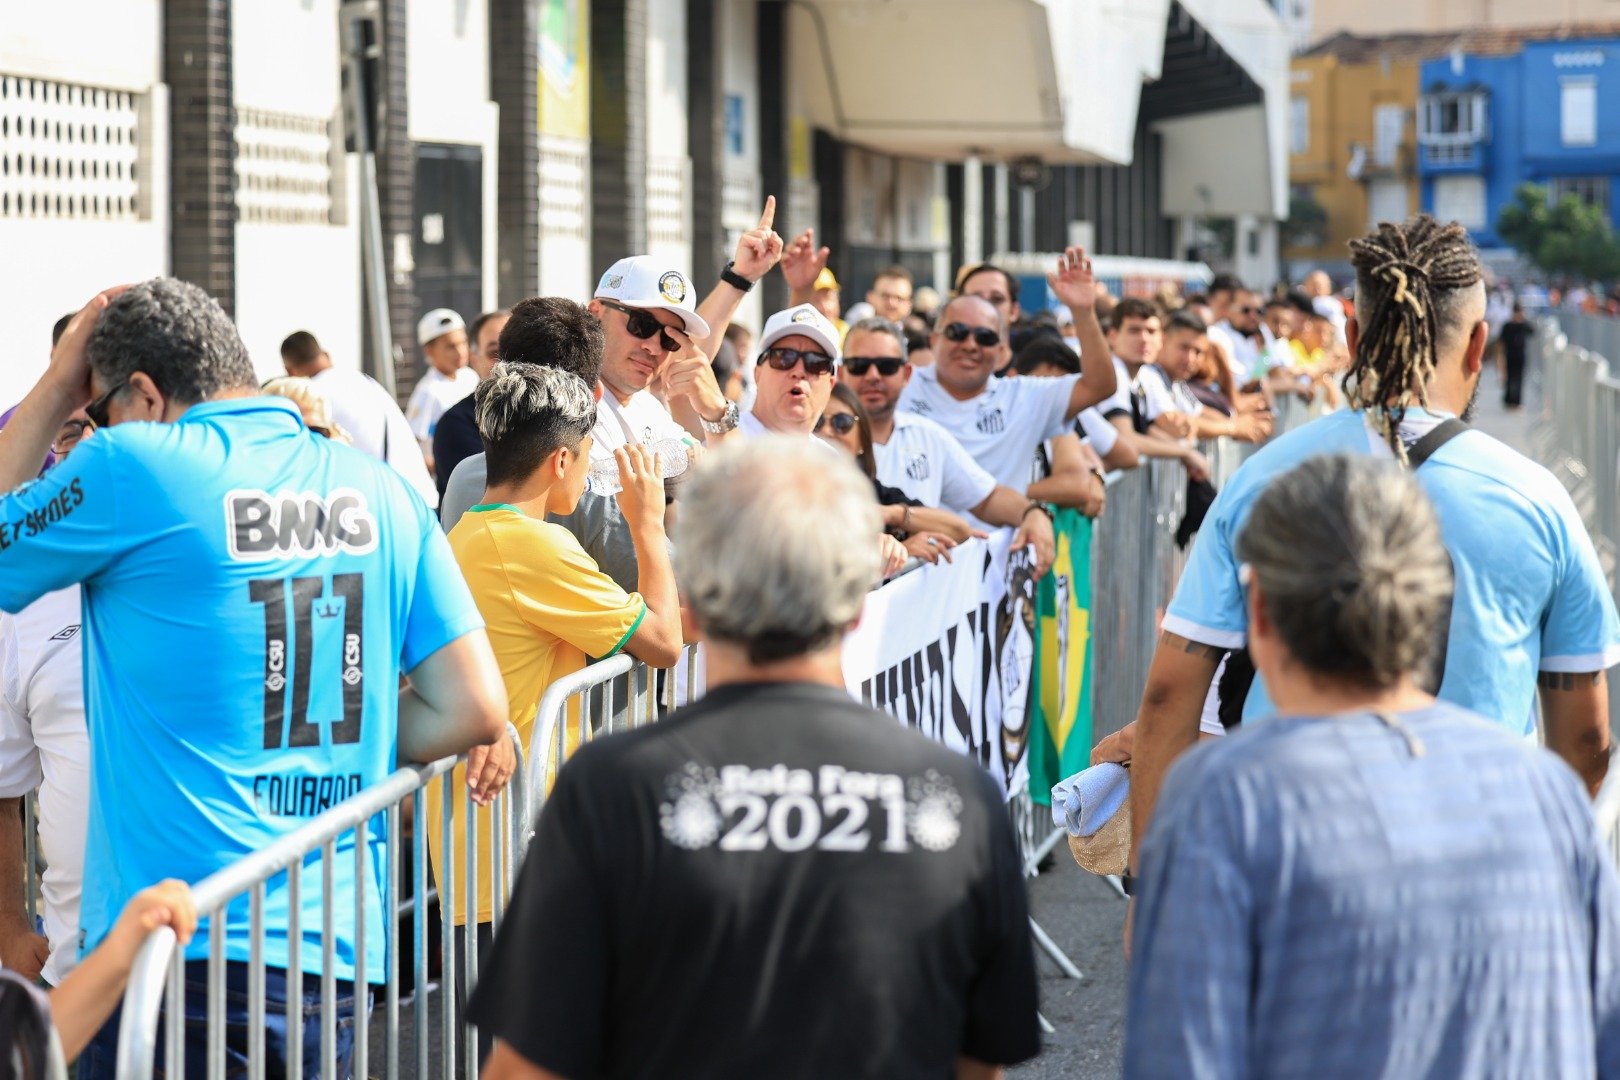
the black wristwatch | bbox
[720,260,754,293]
[1022,501,1053,522]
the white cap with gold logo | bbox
[594,255,711,338]
[757,304,842,365]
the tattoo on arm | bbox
[1159,631,1228,662]
[1538,671,1604,691]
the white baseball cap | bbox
[758,304,842,365]
[594,255,711,338]
[417,308,466,347]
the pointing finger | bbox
[758,194,776,231]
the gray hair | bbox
[675,438,881,663]
[86,278,256,404]
[1236,454,1452,690]
[844,317,908,360]
[475,361,597,486]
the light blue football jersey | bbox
[0,397,482,979]
[1165,407,1620,734]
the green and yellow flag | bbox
[1027,508,1095,805]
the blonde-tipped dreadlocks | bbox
[1345,216,1483,461]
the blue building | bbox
[1419,36,1620,257]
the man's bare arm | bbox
[0,796,48,980]
[1128,632,1224,868]
[399,630,508,766]
[955,1056,1004,1080]
[1538,670,1610,796]
[481,1042,565,1080]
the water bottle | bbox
[585,437,695,497]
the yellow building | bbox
[1285,44,1423,277]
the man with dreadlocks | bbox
[1095,215,1620,893]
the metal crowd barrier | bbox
[115,724,529,1080]
[1535,314,1620,857]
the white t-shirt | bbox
[1210,321,1261,384]
[592,389,693,465]
[309,367,439,508]
[1134,365,1202,423]
[872,412,997,513]
[736,408,834,449]
[0,586,88,987]
[896,367,1079,491]
[1095,357,1135,422]
[404,367,478,450]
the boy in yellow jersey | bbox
[428,361,683,1052]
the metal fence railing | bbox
[1535,314,1620,857]
[115,724,529,1080]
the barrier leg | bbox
[1030,916,1084,981]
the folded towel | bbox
[1051,762,1130,838]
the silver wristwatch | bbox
[701,400,740,434]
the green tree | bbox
[1496,182,1620,280]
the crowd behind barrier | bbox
[1535,312,1620,858]
[98,418,1314,1075]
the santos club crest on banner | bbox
[843,531,1035,800]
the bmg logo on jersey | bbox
[226,488,379,560]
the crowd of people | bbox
[2,200,1620,1078]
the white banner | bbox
[843,531,1038,800]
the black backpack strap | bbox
[1405,417,1468,470]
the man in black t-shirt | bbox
[470,439,1041,1080]
[432,308,509,498]
[1497,304,1532,410]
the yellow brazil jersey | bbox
[427,503,645,926]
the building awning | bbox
[785,0,1289,217]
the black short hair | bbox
[1209,272,1244,296]
[1164,310,1208,337]
[51,313,74,346]
[498,297,604,386]
[280,330,323,368]
[1109,297,1161,331]
[1263,296,1290,312]
[873,264,914,286]
[87,278,256,405]
[958,263,1019,305]
[470,309,510,344]
[1014,336,1081,376]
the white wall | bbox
[0,0,166,409]
[644,0,692,275]
[232,0,362,382]
[718,0,763,332]
[407,0,498,312]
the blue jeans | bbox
[78,961,366,1079]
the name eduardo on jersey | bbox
[226,488,379,560]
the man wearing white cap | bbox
[405,308,477,474]
[740,304,843,439]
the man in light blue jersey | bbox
[1095,217,1620,879]
[0,279,508,1079]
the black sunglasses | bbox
[601,299,680,352]
[759,347,837,377]
[843,357,905,378]
[815,412,858,435]
[84,382,126,429]
[1236,306,1263,315]
[942,322,1001,348]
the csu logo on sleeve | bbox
[225,489,378,560]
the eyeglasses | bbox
[50,418,93,454]
[941,322,1001,348]
[843,357,905,378]
[1235,306,1263,315]
[84,382,126,429]
[600,299,680,352]
[759,347,837,377]
[815,412,858,435]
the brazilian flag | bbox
[1027,508,1095,806]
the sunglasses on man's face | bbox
[759,347,837,377]
[84,381,126,429]
[1235,306,1263,315]
[602,300,680,353]
[941,322,1001,348]
[815,411,858,435]
[843,357,906,378]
